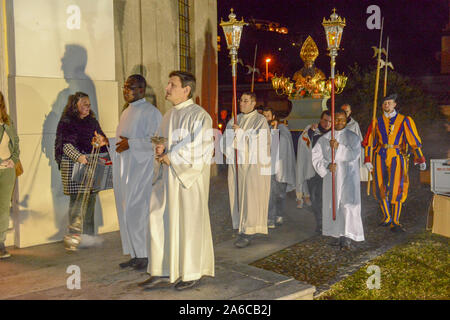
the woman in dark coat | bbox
[55,92,108,248]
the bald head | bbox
[341,104,351,118]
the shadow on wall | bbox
[201,19,218,128]
[41,44,104,241]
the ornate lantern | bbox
[322,8,346,57]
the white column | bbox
[8,0,119,247]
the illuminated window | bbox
[178,0,192,72]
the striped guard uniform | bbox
[362,112,425,227]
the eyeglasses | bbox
[239,99,251,103]
[122,85,142,91]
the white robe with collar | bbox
[222,110,271,235]
[147,99,215,283]
[312,128,365,241]
[110,98,162,258]
[272,124,296,192]
[295,124,317,198]
[346,117,369,181]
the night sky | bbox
[217,0,448,84]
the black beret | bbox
[382,93,398,102]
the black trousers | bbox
[306,174,323,233]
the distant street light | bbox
[265,58,271,82]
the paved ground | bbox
[0,165,317,300]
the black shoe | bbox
[133,258,148,270]
[175,279,200,291]
[140,276,172,290]
[328,237,341,246]
[390,225,406,233]
[340,238,355,251]
[378,221,391,227]
[119,258,138,269]
[234,235,251,248]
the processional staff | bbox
[322,8,346,220]
[367,18,384,196]
[220,9,248,212]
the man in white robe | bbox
[312,111,364,250]
[139,71,214,291]
[341,104,369,181]
[262,107,296,228]
[295,125,315,208]
[110,74,162,270]
[222,92,271,248]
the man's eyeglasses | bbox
[122,85,142,91]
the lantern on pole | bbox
[220,8,247,212]
[322,8,346,221]
[220,8,247,126]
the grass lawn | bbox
[317,232,450,300]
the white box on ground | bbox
[430,159,450,196]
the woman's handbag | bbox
[71,152,113,191]
[15,160,24,177]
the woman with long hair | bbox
[0,91,19,259]
[55,92,108,250]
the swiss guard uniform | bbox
[363,94,426,231]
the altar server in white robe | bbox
[111,74,162,270]
[262,107,296,228]
[222,92,271,248]
[295,123,315,208]
[139,71,214,291]
[341,104,368,181]
[312,110,364,250]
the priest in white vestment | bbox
[262,107,296,228]
[222,92,271,248]
[295,123,315,208]
[139,71,214,291]
[312,111,364,249]
[110,75,162,270]
[341,104,369,181]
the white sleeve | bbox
[311,138,329,178]
[168,114,213,189]
[335,134,361,162]
[127,109,162,162]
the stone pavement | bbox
[0,170,317,300]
